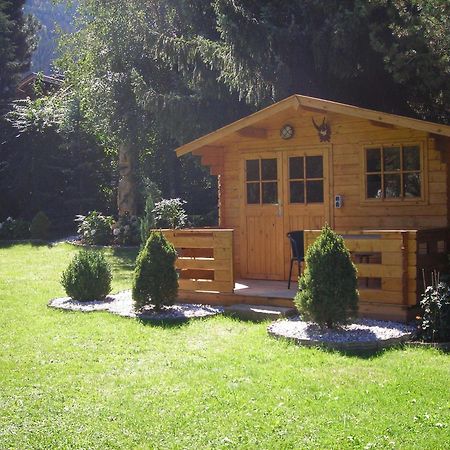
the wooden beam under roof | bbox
[369,120,397,129]
[192,145,224,156]
[237,126,267,139]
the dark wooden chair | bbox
[287,231,305,289]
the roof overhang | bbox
[176,94,450,157]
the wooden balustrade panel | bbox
[304,230,418,306]
[161,229,234,293]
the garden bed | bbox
[49,290,223,322]
[268,316,415,352]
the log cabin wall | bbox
[196,109,449,279]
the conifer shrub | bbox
[61,250,112,301]
[30,211,51,240]
[295,225,358,328]
[132,231,178,310]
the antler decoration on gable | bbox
[312,117,331,142]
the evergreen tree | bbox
[0,0,36,108]
[155,0,449,122]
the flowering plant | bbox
[0,217,30,240]
[112,213,140,246]
[152,198,187,229]
[75,211,113,245]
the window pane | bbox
[261,158,277,180]
[306,180,323,203]
[366,148,381,172]
[383,147,400,171]
[367,174,382,198]
[384,174,401,198]
[306,156,323,178]
[246,160,260,182]
[247,183,260,204]
[404,172,421,197]
[403,146,420,171]
[290,181,304,203]
[289,157,304,179]
[262,182,278,203]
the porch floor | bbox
[178,278,413,322]
[234,279,298,299]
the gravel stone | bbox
[268,316,415,350]
[49,290,224,321]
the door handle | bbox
[277,202,283,217]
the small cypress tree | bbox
[295,225,358,328]
[30,211,51,240]
[132,231,178,310]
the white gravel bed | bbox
[49,290,224,321]
[268,316,416,351]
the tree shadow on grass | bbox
[0,239,51,248]
[272,333,411,359]
[110,247,139,271]
[136,316,192,329]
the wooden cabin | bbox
[164,95,450,322]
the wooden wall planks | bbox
[194,110,448,283]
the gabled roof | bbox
[176,94,450,156]
[17,72,63,94]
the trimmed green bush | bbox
[132,231,178,310]
[61,250,112,301]
[295,225,358,328]
[30,211,51,240]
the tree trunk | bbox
[117,142,137,216]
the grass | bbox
[0,243,449,449]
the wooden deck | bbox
[177,279,415,322]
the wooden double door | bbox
[241,147,330,280]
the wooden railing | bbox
[161,229,234,293]
[304,230,418,306]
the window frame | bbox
[244,157,279,205]
[288,155,325,205]
[361,141,427,204]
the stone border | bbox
[48,290,224,323]
[267,317,415,352]
[268,329,413,352]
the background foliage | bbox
[1,0,449,232]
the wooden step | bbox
[224,304,297,321]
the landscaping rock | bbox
[268,316,415,351]
[49,290,223,322]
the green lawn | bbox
[0,243,449,449]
